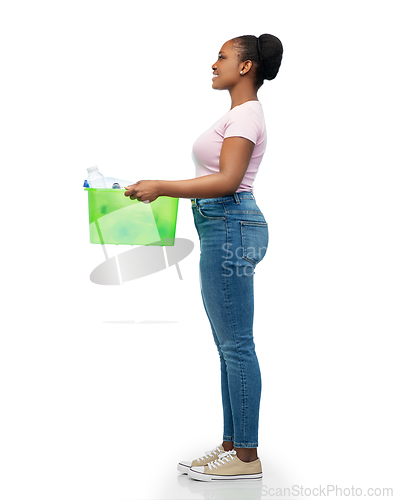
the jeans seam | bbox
[233,441,259,448]
[224,215,249,446]
[222,217,238,441]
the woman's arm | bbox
[124,137,255,202]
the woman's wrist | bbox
[157,179,166,197]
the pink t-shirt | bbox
[192,100,267,193]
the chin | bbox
[212,81,223,90]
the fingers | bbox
[124,181,142,198]
[124,184,136,198]
[123,181,155,202]
[124,186,142,201]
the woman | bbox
[125,33,283,481]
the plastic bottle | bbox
[103,176,133,188]
[87,166,106,188]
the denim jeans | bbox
[191,191,269,448]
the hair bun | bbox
[259,34,283,81]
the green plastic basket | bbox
[85,188,179,246]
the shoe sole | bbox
[177,463,191,474]
[188,469,263,482]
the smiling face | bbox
[211,40,243,90]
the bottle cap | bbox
[83,179,90,187]
[87,166,99,173]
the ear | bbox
[239,60,253,75]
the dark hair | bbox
[232,34,283,88]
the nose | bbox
[212,60,217,70]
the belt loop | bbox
[233,192,240,204]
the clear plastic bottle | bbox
[87,166,106,188]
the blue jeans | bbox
[191,191,269,448]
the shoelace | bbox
[195,446,223,464]
[207,449,236,470]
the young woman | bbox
[125,33,283,481]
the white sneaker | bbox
[188,449,263,481]
[177,445,225,474]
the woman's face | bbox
[211,40,242,90]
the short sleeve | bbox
[223,103,262,144]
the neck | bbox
[229,86,258,109]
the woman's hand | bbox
[124,180,161,203]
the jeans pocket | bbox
[240,221,269,265]
[197,203,225,220]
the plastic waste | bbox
[103,176,134,189]
[87,166,106,188]
[85,167,134,189]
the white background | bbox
[1,1,393,499]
